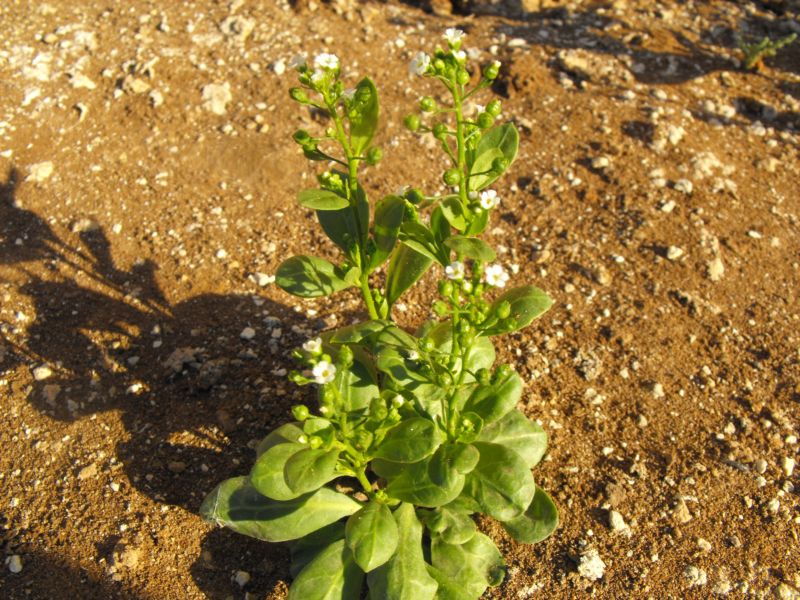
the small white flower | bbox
[409,52,431,76]
[302,337,322,353]
[484,263,510,288]
[453,50,467,63]
[444,28,465,46]
[479,189,500,210]
[298,434,308,444]
[474,104,485,116]
[445,261,466,281]
[491,60,501,70]
[319,406,330,415]
[289,54,307,70]
[314,52,339,71]
[310,69,325,85]
[407,350,420,360]
[392,394,405,408]
[468,190,478,200]
[342,88,356,102]
[312,360,337,384]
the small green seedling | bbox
[202,28,558,599]
[738,32,797,70]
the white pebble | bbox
[216,248,228,259]
[697,538,712,552]
[674,179,693,194]
[201,82,232,115]
[577,548,605,581]
[272,60,286,76]
[683,565,707,587]
[660,200,676,213]
[782,457,795,477]
[747,230,763,239]
[234,570,251,587]
[608,510,628,532]
[666,246,684,261]
[754,459,768,474]
[652,382,665,399]
[32,365,53,381]
[591,156,610,169]
[26,161,54,183]
[707,257,724,281]
[6,555,22,574]
[240,327,256,340]
[767,498,780,513]
[253,272,275,287]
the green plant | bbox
[738,31,796,70]
[201,29,558,599]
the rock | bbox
[149,89,164,107]
[608,510,629,532]
[666,246,684,261]
[112,541,142,570]
[683,565,707,587]
[577,548,605,581]
[197,358,227,390]
[697,538,712,552]
[6,555,22,573]
[78,463,98,480]
[574,349,602,381]
[651,382,665,399]
[707,257,725,281]
[26,161,54,183]
[42,384,61,404]
[32,365,53,381]
[163,347,199,373]
[272,60,286,76]
[167,460,187,474]
[781,457,795,477]
[673,497,692,523]
[252,272,275,287]
[674,179,693,194]
[70,217,101,233]
[775,583,800,600]
[591,264,612,286]
[234,570,251,587]
[240,327,256,340]
[70,73,96,90]
[121,75,150,94]
[219,16,255,43]
[592,156,610,170]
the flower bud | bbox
[388,408,401,422]
[292,404,310,421]
[443,168,461,186]
[404,188,424,204]
[476,368,491,385]
[495,300,511,320]
[433,300,449,315]
[337,345,354,368]
[494,364,512,382]
[355,430,373,450]
[308,436,323,449]
[321,386,335,403]
[477,112,494,129]
[456,69,470,86]
[486,99,502,117]
[366,146,383,165]
[432,122,448,140]
[433,58,446,74]
[292,129,311,144]
[438,280,454,297]
[419,96,437,112]
[369,397,389,421]
[289,87,310,103]
[483,60,501,81]
[491,157,509,174]
[289,370,306,385]
[404,114,421,132]
[420,337,435,352]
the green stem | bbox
[355,468,374,495]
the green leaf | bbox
[284,448,341,494]
[435,508,477,545]
[399,222,443,264]
[431,443,480,478]
[329,320,390,345]
[346,500,399,572]
[276,256,357,298]
[478,409,547,468]
[326,344,379,413]
[256,422,306,457]
[251,442,306,501]
[438,198,467,232]
[443,235,496,262]
[462,370,522,424]
[431,532,505,597]
[483,285,553,335]
[501,487,559,544]
[464,208,488,236]
[427,323,495,380]
[385,448,465,508]
[460,442,535,521]
[427,565,473,600]
[468,123,519,191]
[348,77,379,157]
[369,195,405,272]
[430,205,452,242]
[288,539,364,600]
[200,477,362,542]
[366,503,438,600]
[289,522,346,578]
[317,182,369,258]
[373,417,442,463]
[298,188,349,211]
[372,323,419,351]
[374,346,444,411]
[386,244,433,307]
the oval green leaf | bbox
[288,539,364,600]
[501,486,559,544]
[431,532,505,598]
[386,244,433,307]
[251,442,306,501]
[348,77,379,157]
[462,369,522,424]
[468,123,519,191]
[345,500,399,572]
[284,447,341,494]
[289,522,346,578]
[256,422,306,457]
[200,477,362,542]
[368,195,405,271]
[477,409,547,468]
[298,188,349,211]
[483,285,553,335]
[373,417,442,463]
[443,236,496,262]
[276,255,357,298]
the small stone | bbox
[674,497,692,523]
[683,565,708,587]
[697,538,712,552]
[240,327,256,340]
[591,264,612,286]
[781,457,795,477]
[42,384,61,404]
[767,498,780,514]
[747,230,763,239]
[774,583,800,600]
[70,73,96,90]
[78,463,98,480]
[666,246,684,261]
[577,548,605,581]
[754,459,768,474]
[651,382,665,399]
[272,60,286,75]
[202,83,232,115]
[674,179,693,194]
[253,272,275,287]
[167,461,187,473]
[6,555,22,574]
[591,156,610,169]
[216,248,228,259]
[608,510,628,532]
[219,16,255,43]
[32,365,53,381]
[112,541,142,570]
[707,257,725,281]
[70,217,101,233]
[149,89,164,107]
[661,200,676,213]
[26,161,54,183]
[121,76,150,94]
[714,579,732,595]
[234,570,251,587]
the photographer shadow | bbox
[1,166,334,597]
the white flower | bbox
[453,50,467,63]
[310,69,325,85]
[468,190,478,200]
[479,189,499,210]
[312,360,337,384]
[319,406,330,415]
[342,88,356,102]
[314,52,339,71]
[298,434,308,444]
[474,104,485,116]
[444,28,465,46]
[409,52,431,76]
[445,261,466,281]
[302,337,322,353]
[289,54,307,70]
[491,60,501,70]
[392,395,405,408]
[407,350,420,360]
[484,263,510,288]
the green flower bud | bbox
[419,96,437,112]
[494,364,513,382]
[308,436,323,449]
[292,404,310,421]
[495,300,511,320]
[404,113,421,132]
[476,368,491,385]
[355,430,373,450]
[483,60,501,81]
[387,408,401,422]
[292,129,311,144]
[432,122,448,140]
[438,280,454,297]
[391,394,405,409]
[477,112,494,129]
[491,156,509,173]
[433,58,446,74]
[289,87,310,103]
[366,146,383,165]
[404,188,424,204]
[443,168,461,186]
[420,337,435,353]
[486,99,502,117]
[321,386,335,403]
[289,370,306,385]
[337,345,354,368]
[433,300,449,315]
[457,69,470,86]
[370,396,388,421]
